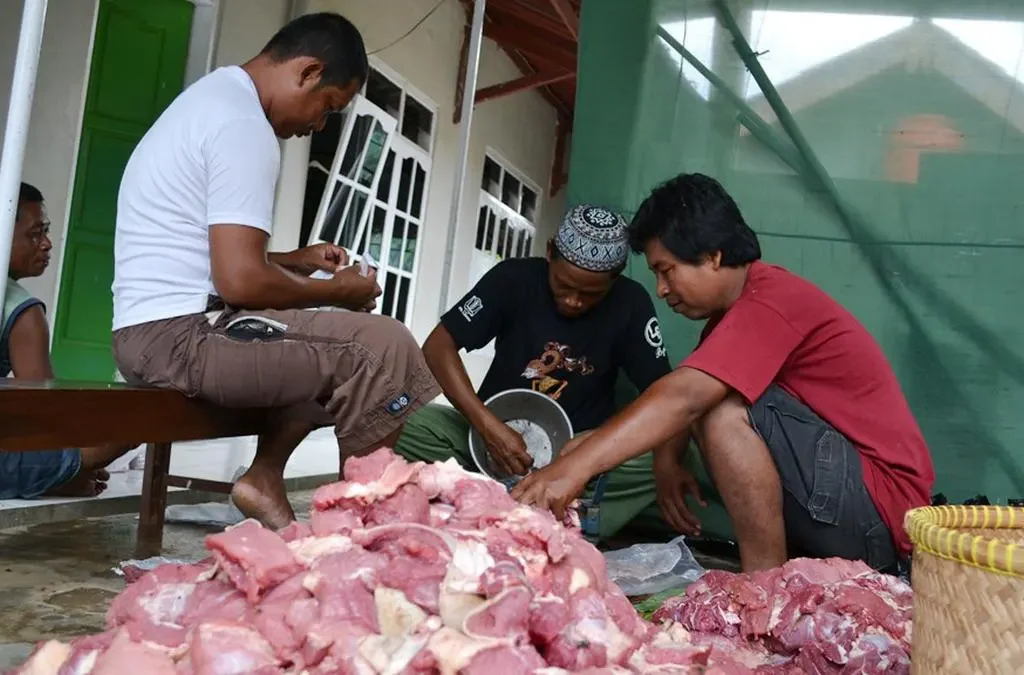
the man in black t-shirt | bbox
[394,205,687,539]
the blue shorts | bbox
[0,449,82,499]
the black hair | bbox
[628,173,761,266]
[19,182,43,204]
[260,12,368,88]
[549,238,626,276]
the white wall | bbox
[214,0,291,67]
[0,0,565,391]
[300,0,566,385]
[0,0,98,310]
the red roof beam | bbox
[475,70,575,104]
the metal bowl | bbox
[468,388,574,482]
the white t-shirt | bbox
[112,66,280,330]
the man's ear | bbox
[298,59,324,89]
[545,239,554,262]
[709,251,723,270]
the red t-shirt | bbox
[683,261,934,555]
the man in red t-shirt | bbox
[513,173,934,573]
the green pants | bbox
[394,403,661,539]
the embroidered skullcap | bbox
[554,205,629,272]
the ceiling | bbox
[454,0,580,193]
[455,0,580,122]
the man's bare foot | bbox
[230,465,295,530]
[45,469,108,497]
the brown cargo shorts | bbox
[112,306,441,452]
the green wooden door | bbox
[51,0,193,381]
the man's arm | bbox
[512,366,728,513]
[575,366,729,476]
[8,305,55,379]
[204,118,376,310]
[426,262,533,474]
[614,293,686,466]
[422,324,499,432]
[209,226,374,310]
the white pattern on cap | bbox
[554,205,629,272]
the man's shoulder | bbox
[495,257,546,275]
[155,67,271,139]
[746,261,828,304]
[608,274,655,310]
[2,280,44,327]
[743,261,854,328]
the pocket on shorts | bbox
[806,429,848,527]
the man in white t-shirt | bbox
[111,12,440,529]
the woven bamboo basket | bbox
[906,505,1024,674]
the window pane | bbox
[369,206,386,260]
[365,68,401,119]
[403,222,418,272]
[310,112,343,160]
[501,174,521,211]
[391,216,406,264]
[496,219,507,259]
[396,276,411,323]
[521,188,537,222]
[401,95,433,152]
[300,168,328,247]
[475,206,487,250]
[503,224,515,259]
[411,164,426,219]
[515,230,525,258]
[320,182,352,244]
[397,158,413,214]
[383,271,399,317]
[482,157,501,194]
[357,120,387,187]
[340,190,368,249]
[524,233,533,256]
[485,210,496,250]
[340,115,372,180]
[376,151,395,202]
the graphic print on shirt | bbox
[521,341,594,400]
[459,295,483,322]
[644,317,667,359]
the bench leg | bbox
[137,441,172,557]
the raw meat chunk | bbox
[206,520,301,602]
[9,450,916,675]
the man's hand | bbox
[481,419,533,475]
[653,451,706,536]
[329,265,382,311]
[511,456,591,520]
[273,243,348,276]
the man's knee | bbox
[692,392,753,450]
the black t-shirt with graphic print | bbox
[440,257,671,433]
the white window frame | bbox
[309,95,398,260]
[469,152,543,357]
[470,150,543,289]
[309,58,438,326]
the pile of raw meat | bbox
[653,558,913,673]
[11,449,914,674]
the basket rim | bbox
[905,505,1024,578]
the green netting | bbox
[570,0,1024,509]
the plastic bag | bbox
[603,535,705,597]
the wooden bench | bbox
[0,380,273,556]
